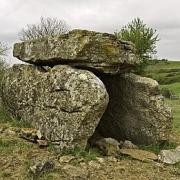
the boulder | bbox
[92,137,120,156]
[2,64,109,150]
[13,29,138,74]
[121,140,139,149]
[158,146,180,164]
[96,73,172,145]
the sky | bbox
[0,0,180,64]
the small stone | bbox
[94,138,120,156]
[106,156,118,162]
[158,146,180,164]
[37,130,43,139]
[96,157,105,164]
[79,162,86,167]
[121,140,139,149]
[37,139,48,147]
[119,149,158,161]
[20,128,38,142]
[88,161,101,169]
[3,129,16,136]
[29,159,54,176]
[59,155,75,163]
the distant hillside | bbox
[143,60,180,85]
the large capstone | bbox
[13,29,138,74]
[96,73,172,145]
[2,64,109,150]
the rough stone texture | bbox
[92,137,120,156]
[121,140,139,149]
[158,146,180,164]
[96,73,172,145]
[13,29,138,74]
[119,149,158,161]
[2,64,109,150]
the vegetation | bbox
[115,18,159,74]
[139,142,177,154]
[19,17,70,41]
[143,60,180,133]
[144,60,180,84]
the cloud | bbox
[0,0,180,62]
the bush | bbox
[115,18,159,74]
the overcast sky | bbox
[0,0,180,64]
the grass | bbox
[160,83,180,95]
[143,60,180,133]
[0,137,34,155]
[139,142,177,154]
[0,100,32,129]
[59,147,103,162]
[144,61,180,85]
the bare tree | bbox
[19,17,70,41]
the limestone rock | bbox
[37,140,49,148]
[3,129,16,136]
[59,155,76,163]
[121,140,139,149]
[158,146,180,164]
[96,73,172,145]
[93,138,120,156]
[29,159,54,177]
[20,128,38,142]
[2,64,109,150]
[13,29,138,74]
[119,149,158,161]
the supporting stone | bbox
[2,64,109,150]
[96,73,172,145]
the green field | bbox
[143,60,180,132]
[144,60,180,85]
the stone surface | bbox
[96,73,172,145]
[121,140,139,149]
[2,64,109,150]
[158,146,180,164]
[59,155,76,163]
[37,140,48,147]
[3,129,16,136]
[29,159,54,176]
[119,149,158,161]
[20,128,38,142]
[13,29,138,74]
[93,137,120,156]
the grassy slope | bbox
[144,61,180,85]
[143,60,180,132]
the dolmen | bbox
[1,29,172,150]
